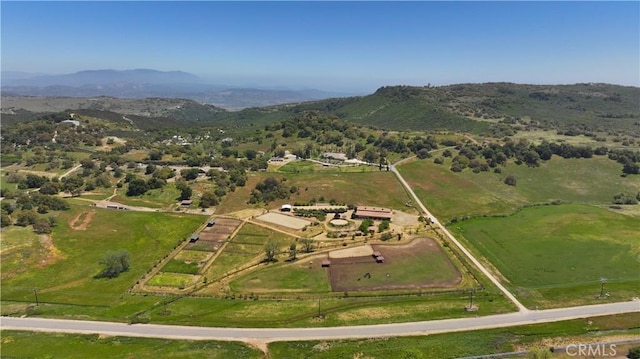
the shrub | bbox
[504,175,517,186]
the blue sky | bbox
[2,1,638,92]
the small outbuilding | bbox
[181,199,193,206]
[375,256,385,263]
[207,219,216,227]
[372,251,382,258]
[281,204,292,212]
[321,259,331,267]
[189,234,200,242]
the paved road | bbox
[390,164,529,312]
[2,301,638,342]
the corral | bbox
[184,218,242,252]
[256,212,312,230]
[329,237,462,292]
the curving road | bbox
[1,301,638,342]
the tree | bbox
[99,249,131,278]
[289,242,298,261]
[39,182,60,195]
[244,149,257,160]
[33,218,52,234]
[378,220,390,232]
[180,168,200,181]
[504,175,517,186]
[61,175,85,196]
[179,186,193,201]
[126,178,149,196]
[1,213,12,227]
[300,238,315,253]
[627,346,640,359]
[264,239,278,262]
[200,191,219,208]
[15,210,37,227]
[417,148,431,159]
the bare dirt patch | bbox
[38,234,66,268]
[329,245,374,259]
[69,210,96,230]
[184,218,242,252]
[256,212,312,230]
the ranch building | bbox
[353,207,393,221]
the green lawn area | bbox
[147,272,198,288]
[110,184,182,209]
[0,330,263,359]
[229,256,332,293]
[1,204,204,306]
[399,155,640,221]
[450,204,640,308]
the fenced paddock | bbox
[256,212,312,230]
[329,237,462,292]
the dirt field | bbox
[329,245,374,259]
[329,237,462,292]
[69,210,96,230]
[256,212,312,230]
[184,218,242,252]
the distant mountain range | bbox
[1,69,354,110]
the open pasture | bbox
[0,204,204,305]
[451,204,640,307]
[0,330,263,359]
[399,155,640,221]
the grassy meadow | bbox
[450,204,640,308]
[0,330,263,359]
[399,155,640,221]
[1,203,205,306]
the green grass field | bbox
[399,155,640,221]
[229,257,333,294]
[1,204,204,306]
[0,330,263,359]
[450,204,640,308]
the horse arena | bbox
[328,237,462,292]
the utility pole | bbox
[599,277,607,298]
[33,287,39,306]
[469,287,475,308]
[163,294,167,315]
[317,297,321,318]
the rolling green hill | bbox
[249,83,640,133]
[2,83,639,135]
